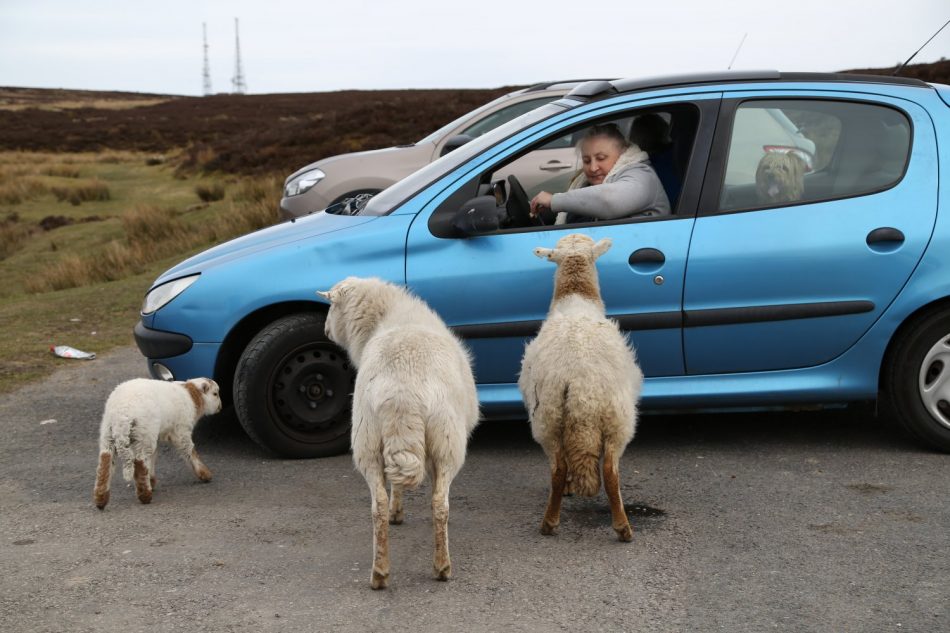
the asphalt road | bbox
[1,346,948,632]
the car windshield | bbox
[415,94,517,145]
[363,101,572,216]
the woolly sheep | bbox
[318,277,479,589]
[93,378,220,509]
[518,233,643,541]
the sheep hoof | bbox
[540,521,558,536]
[196,468,212,482]
[371,569,389,590]
[137,491,152,504]
[434,563,451,581]
[615,525,633,542]
[94,492,109,510]
[388,510,404,525]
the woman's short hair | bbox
[579,123,630,152]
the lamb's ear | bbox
[592,238,612,259]
[201,379,211,394]
[315,290,331,302]
[534,247,555,261]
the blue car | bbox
[135,71,950,457]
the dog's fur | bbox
[93,378,221,509]
[755,152,805,205]
[320,277,478,589]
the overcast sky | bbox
[0,0,947,96]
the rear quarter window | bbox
[719,99,912,212]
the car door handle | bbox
[629,248,666,265]
[539,161,572,171]
[866,227,905,245]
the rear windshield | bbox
[362,102,571,216]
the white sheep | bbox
[93,378,220,509]
[318,277,479,589]
[518,233,643,541]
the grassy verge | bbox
[0,150,280,394]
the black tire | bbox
[234,313,354,458]
[883,308,950,452]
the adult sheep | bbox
[519,233,643,541]
[318,277,479,589]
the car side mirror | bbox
[440,134,475,157]
[452,195,507,236]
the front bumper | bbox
[133,321,193,358]
[279,189,332,221]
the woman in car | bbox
[529,123,670,224]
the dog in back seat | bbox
[755,152,806,205]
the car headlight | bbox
[142,274,200,315]
[284,168,326,197]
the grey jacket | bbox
[550,145,671,222]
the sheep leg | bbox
[603,446,633,542]
[540,452,568,536]
[148,451,158,489]
[431,467,452,581]
[170,432,212,482]
[389,483,404,524]
[368,471,390,589]
[93,451,114,509]
[133,458,152,504]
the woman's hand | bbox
[530,191,553,217]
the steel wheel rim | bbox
[918,333,950,430]
[267,341,353,444]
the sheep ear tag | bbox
[316,290,332,301]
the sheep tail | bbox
[111,418,139,482]
[382,412,426,489]
[562,388,602,497]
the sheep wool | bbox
[320,277,478,589]
[519,233,643,541]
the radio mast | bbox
[201,22,212,96]
[231,18,247,94]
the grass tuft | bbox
[50,179,111,206]
[195,182,225,202]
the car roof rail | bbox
[781,72,930,88]
[524,78,617,92]
[567,80,620,99]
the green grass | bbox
[0,150,278,394]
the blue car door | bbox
[405,94,722,385]
[683,90,938,374]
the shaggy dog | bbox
[93,378,221,509]
[318,277,478,589]
[755,151,806,205]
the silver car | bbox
[279,81,596,219]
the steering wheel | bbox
[506,175,533,227]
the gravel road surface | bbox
[1,346,947,632]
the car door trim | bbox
[451,300,874,339]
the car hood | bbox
[153,211,375,287]
[285,143,434,182]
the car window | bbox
[459,97,560,139]
[363,102,570,216]
[466,103,700,232]
[719,100,911,212]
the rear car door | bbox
[683,90,938,374]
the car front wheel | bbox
[884,308,950,452]
[234,313,354,458]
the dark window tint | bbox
[719,100,911,212]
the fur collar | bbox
[567,144,649,190]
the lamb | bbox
[93,378,221,509]
[518,233,643,541]
[317,277,479,589]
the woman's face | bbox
[580,135,624,185]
